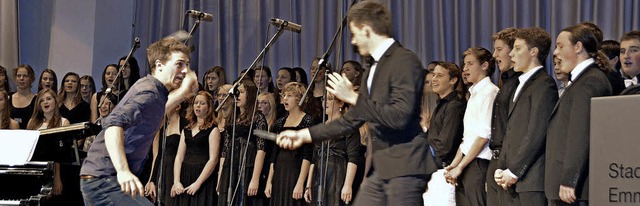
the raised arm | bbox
[165,71,198,113]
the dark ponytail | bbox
[590,51,613,73]
[563,24,611,73]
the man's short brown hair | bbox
[146,38,190,73]
[347,1,393,37]
[621,31,640,44]
[514,27,552,65]
[492,27,518,49]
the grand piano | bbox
[0,122,100,206]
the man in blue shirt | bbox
[80,37,197,206]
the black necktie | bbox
[364,56,377,68]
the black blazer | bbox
[308,42,436,179]
[545,63,612,200]
[500,69,558,193]
[621,83,640,95]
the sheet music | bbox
[0,130,41,165]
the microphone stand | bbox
[98,37,140,109]
[183,13,202,46]
[216,22,288,113]
[298,1,355,205]
[226,21,288,206]
[230,85,262,206]
[156,113,170,206]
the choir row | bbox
[1,19,639,205]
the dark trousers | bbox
[487,158,520,206]
[548,199,588,206]
[487,158,509,205]
[80,176,153,206]
[509,191,546,206]
[455,158,489,206]
[353,171,428,206]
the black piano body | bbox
[0,122,100,206]
[0,161,53,206]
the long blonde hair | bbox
[216,84,233,124]
[258,93,276,130]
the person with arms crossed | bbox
[276,1,433,205]
[79,37,197,206]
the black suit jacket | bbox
[545,63,612,200]
[308,42,435,179]
[500,69,558,193]
[621,83,640,95]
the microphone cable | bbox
[228,21,272,206]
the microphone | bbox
[253,129,277,141]
[187,9,213,22]
[270,18,302,33]
[133,37,140,48]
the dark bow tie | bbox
[364,56,377,68]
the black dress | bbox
[269,114,316,206]
[148,117,186,206]
[309,131,364,206]
[60,101,91,124]
[9,95,35,129]
[155,133,180,206]
[174,127,217,206]
[218,114,268,206]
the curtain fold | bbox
[0,0,19,86]
[14,0,640,84]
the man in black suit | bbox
[545,24,612,205]
[487,27,521,206]
[276,1,432,205]
[494,27,557,205]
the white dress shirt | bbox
[460,77,499,160]
[567,58,595,86]
[366,38,395,94]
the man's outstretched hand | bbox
[276,129,312,150]
[326,72,358,106]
